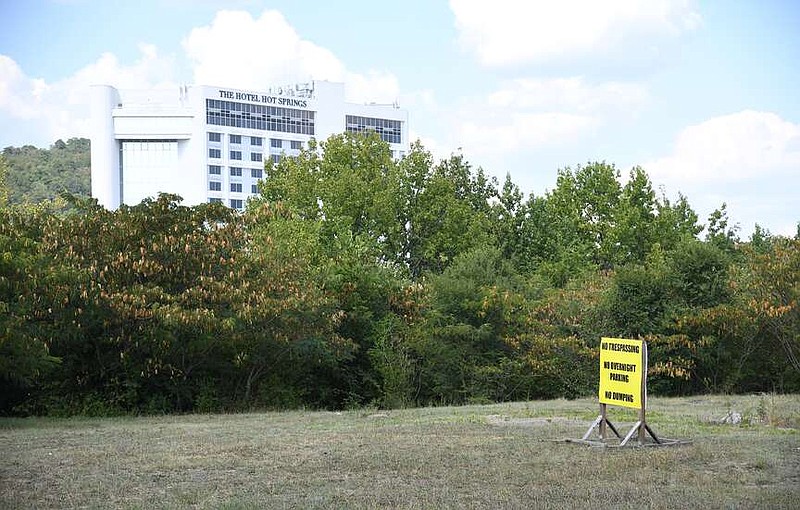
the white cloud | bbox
[645,111,800,237]
[0,45,176,145]
[0,55,44,120]
[182,9,399,104]
[183,10,342,88]
[344,70,400,105]
[646,110,800,185]
[450,0,701,67]
[487,77,649,115]
[448,77,647,158]
[459,112,596,154]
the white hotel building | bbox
[90,81,409,210]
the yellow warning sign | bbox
[598,337,645,409]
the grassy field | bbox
[1,394,799,509]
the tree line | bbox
[1,133,798,416]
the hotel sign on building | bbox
[217,89,310,108]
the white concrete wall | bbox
[90,85,121,209]
[114,115,193,139]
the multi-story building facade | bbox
[90,81,409,210]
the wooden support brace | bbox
[606,419,621,439]
[619,421,642,446]
[644,423,661,444]
[581,415,622,441]
[582,415,603,441]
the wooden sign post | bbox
[581,337,661,446]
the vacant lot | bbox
[1,394,798,509]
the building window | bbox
[209,181,222,191]
[251,184,259,194]
[209,148,221,159]
[208,132,221,142]
[230,167,242,177]
[251,152,262,162]
[251,168,262,179]
[208,165,221,175]
[271,154,281,165]
[345,115,402,144]
[230,183,242,193]
[290,140,302,150]
[209,197,223,204]
[251,136,263,146]
[229,134,242,144]
[271,138,282,148]
[230,150,242,160]
[206,99,315,135]
[230,199,243,210]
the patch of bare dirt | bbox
[485,415,590,427]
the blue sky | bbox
[1,0,798,236]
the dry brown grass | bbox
[1,394,799,509]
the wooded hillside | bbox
[2,138,90,204]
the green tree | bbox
[673,233,800,394]
[610,166,657,265]
[410,245,529,403]
[545,162,622,270]
[401,149,497,276]
[748,224,773,254]
[263,135,499,277]
[501,273,604,400]
[706,203,740,253]
[490,174,526,268]
[739,238,800,381]
[0,203,70,412]
[652,192,702,251]
[261,132,404,265]
[605,263,671,338]
[668,238,731,309]
[29,195,242,413]
[0,155,9,206]
[235,200,349,409]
